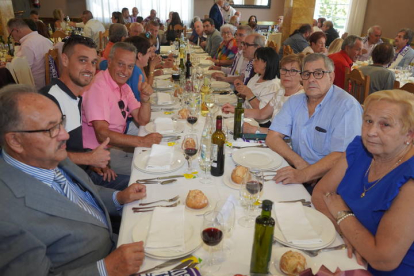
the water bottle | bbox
[200,113,214,172]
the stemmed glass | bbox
[204,94,217,114]
[214,199,236,251]
[238,173,263,228]
[181,134,198,173]
[198,140,213,184]
[200,211,224,274]
[186,108,199,133]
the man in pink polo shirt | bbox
[82,42,162,175]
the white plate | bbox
[132,211,202,259]
[154,74,172,80]
[269,248,311,276]
[274,207,336,250]
[194,52,209,57]
[222,170,242,190]
[162,68,177,75]
[154,80,174,90]
[145,121,185,135]
[204,70,224,75]
[211,81,231,90]
[225,118,259,132]
[183,195,215,215]
[216,94,237,106]
[193,49,205,54]
[133,149,185,174]
[200,60,214,66]
[150,94,177,107]
[232,148,283,170]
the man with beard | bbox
[40,35,129,190]
[202,18,223,58]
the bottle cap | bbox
[262,200,273,211]
[237,97,244,104]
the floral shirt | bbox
[214,38,238,60]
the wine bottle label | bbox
[211,144,218,161]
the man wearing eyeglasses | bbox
[358,25,383,61]
[0,85,148,275]
[82,42,162,175]
[266,54,362,193]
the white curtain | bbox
[86,0,194,27]
[345,0,368,36]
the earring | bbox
[406,141,411,145]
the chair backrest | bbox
[400,83,414,94]
[45,48,60,85]
[125,23,131,31]
[267,41,278,53]
[11,56,35,86]
[393,80,400,89]
[5,62,18,83]
[173,24,186,37]
[283,45,293,56]
[52,30,66,43]
[99,29,110,54]
[344,67,370,104]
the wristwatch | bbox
[336,210,353,221]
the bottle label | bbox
[211,144,218,161]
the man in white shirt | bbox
[222,2,236,23]
[70,10,105,47]
[7,18,53,90]
[358,25,383,61]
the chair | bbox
[267,41,278,54]
[5,62,18,83]
[283,45,293,56]
[344,68,370,104]
[125,23,131,31]
[393,80,400,89]
[173,24,186,38]
[51,30,67,43]
[45,48,60,85]
[99,29,110,54]
[400,83,414,94]
[10,56,35,86]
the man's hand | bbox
[138,75,154,103]
[273,166,309,185]
[89,137,111,168]
[89,166,117,182]
[116,183,147,205]
[211,72,225,80]
[221,103,235,114]
[140,133,163,148]
[149,55,162,70]
[200,41,206,48]
[104,242,145,276]
[209,65,221,70]
[162,60,174,68]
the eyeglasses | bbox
[280,68,301,76]
[301,70,331,80]
[241,41,258,47]
[118,100,127,118]
[10,115,66,138]
[8,29,15,40]
[222,31,232,35]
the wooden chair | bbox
[393,80,400,89]
[283,45,293,56]
[125,23,131,31]
[10,56,35,86]
[99,29,110,54]
[400,83,414,94]
[173,24,186,38]
[45,48,60,85]
[344,67,370,104]
[267,41,278,54]
[51,30,67,43]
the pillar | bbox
[282,0,316,42]
[0,0,14,40]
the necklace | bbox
[361,146,411,198]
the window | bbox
[314,0,351,35]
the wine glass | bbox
[214,199,236,252]
[187,108,199,133]
[238,173,263,228]
[205,94,217,114]
[200,211,224,274]
[199,138,213,184]
[181,134,198,173]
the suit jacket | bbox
[206,29,223,58]
[0,156,119,276]
[209,4,223,30]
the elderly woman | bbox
[232,47,280,127]
[312,90,414,275]
[208,24,238,67]
[223,54,304,133]
[302,32,327,55]
[53,9,66,31]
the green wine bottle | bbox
[233,97,244,140]
[250,200,275,275]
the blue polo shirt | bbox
[269,85,363,164]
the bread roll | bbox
[178,108,189,119]
[174,87,183,97]
[186,190,209,209]
[231,165,251,184]
[279,251,307,275]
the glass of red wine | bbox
[200,211,224,274]
[186,108,198,133]
[238,173,263,228]
[181,134,198,173]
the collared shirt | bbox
[358,37,383,61]
[83,19,105,46]
[15,31,53,90]
[1,150,114,276]
[205,29,223,58]
[269,85,363,164]
[222,50,248,76]
[329,50,353,89]
[279,32,309,58]
[82,69,141,149]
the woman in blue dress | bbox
[312,89,414,275]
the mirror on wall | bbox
[230,0,271,9]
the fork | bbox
[300,244,347,257]
[139,195,180,206]
[133,201,180,211]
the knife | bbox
[171,259,193,270]
[135,255,191,274]
[136,175,184,182]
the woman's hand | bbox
[342,235,366,266]
[323,193,351,217]
[243,122,258,134]
[149,55,162,71]
[221,103,235,114]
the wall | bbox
[36,0,85,18]
[194,0,284,22]
[362,0,414,38]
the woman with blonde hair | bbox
[327,38,343,55]
[313,89,414,275]
[53,9,66,31]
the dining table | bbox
[117,48,365,276]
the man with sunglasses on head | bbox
[266,53,362,194]
[0,84,148,275]
[82,42,162,176]
[40,35,129,190]
[358,25,383,61]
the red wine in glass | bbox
[246,181,263,194]
[187,116,198,125]
[184,148,198,157]
[202,227,223,246]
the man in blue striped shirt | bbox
[0,85,146,275]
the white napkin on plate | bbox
[154,117,174,134]
[274,202,322,245]
[156,92,173,105]
[146,205,185,251]
[146,144,174,170]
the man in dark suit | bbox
[0,85,147,275]
[209,0,224,30]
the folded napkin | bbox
[232,140,262,148]
[274,202,322,245]
[154,117,174,134]
[156,92,173,105]
[145,205,185,251]
[146,144,174,170]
